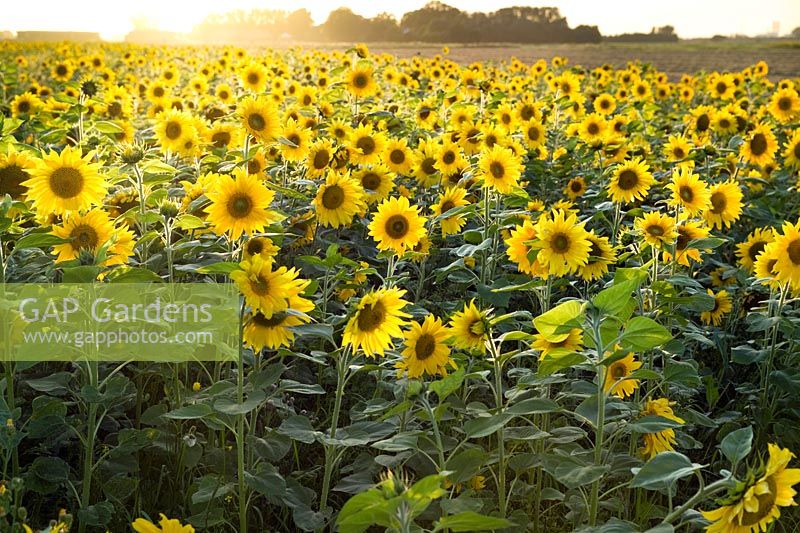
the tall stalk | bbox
[320,346,351,513]
[78,361,99,533]
[588,316,607,527]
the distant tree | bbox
[285,9,314,40]
[792,26,800,38]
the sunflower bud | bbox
[118,144,145,165]
[159,200,180,219]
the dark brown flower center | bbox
[211,131,231,148]
[70,224,98,250]
[442,151,456,165]
[748,241,766,262]
[441,200,455,212]
[246,239,264,256]
[788,239,800,265]
[247,113,266,131]
[0,164,29,198]
[696,114,710,132]
[551,233,570,253]
[361,172,381,191]
[489,161,505,179]
[49,167,84,199]
[250,275,270,296]
[710,191,727,214]
[352,73,368,89]
[313,149,330,169]
[227,193,253,218]
[321,184,345,209]
[252,311,284,327]
[385,214,409,239]
[356,136,376,155]
[617,169,639,190]
[247,72,260,85]
[750,133,768,156]
[165,121,182,140]
[587,122,600,135]
[415,333,436,360]
[679,185,694,203]
[357,300,386,332]
[421,157,437,176]
[778,97,791,111]
[390,149,405,165]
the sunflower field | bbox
[1,39,800,533]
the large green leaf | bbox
[630,452,703,490]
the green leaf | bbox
[627,415,683,433]
[592,277,642,316]
[14,232,68,249]
[164,404,213,420]
[142,160,177,175]
[433,512,514,532]
[620,316,671,351]
[214,390,266,415]
[108,267,163,283]
[533,299,584,342]
[61,265,102,282]
[720,426,753,465]
[93,120,124,134]
[278,415,321,444]
[464,413,512,439]
[537,349,588,377]
[630,452,704,490]
[428,366,465,402]
[196,262,241,275]
[506,397,559,416]
[290,323,335,345]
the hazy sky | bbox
[3,0,799,40]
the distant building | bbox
[0,31,14,40]
[124,29,187,45]
[15,31,100,42]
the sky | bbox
[3,0,799,41]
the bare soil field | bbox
[319,40,800,81]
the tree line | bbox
[187,2,679,44]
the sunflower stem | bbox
[236,299,247,533]
[320,346,350,514]
[588,315,607,527]
[488,339,507,517]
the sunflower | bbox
[243,310,310,352]
[369,196,427,254]
[342,287,411,357]
[635,212,676,249]
[736,228,775,274]
[687,105,715,137]
[240,62,268,93]
[740,123,778,167]
[24,146,106,215]
[346,63,377,98]
[279,119,311,162]
[594,93,616,115]
[663,134,692,163]
[607,158,654,204]
[0,146,37,200]
[349,123,386,166]
[132,514,194,533]
[412,138,440,186]
[11,93,42,117]
[312,172,367,228]
[702,444,800,533]
[782,129,800,170]
[667,167,711,215]
[449,299,489,354]
[432,187,469,237]
[306,138,335,178]
[579,232,616,281]
[604,351,641,399]
[382,138,413,175]
[154,110,197,153]
[663,221,710,266]
[577,113,608,145]
[713,110,738,135]
[435,141,466,176]
[639,398,684,460]
[532,209,591,277]
[705,181,743,230]
[533,328,583,359]
[230,256,301,318]
[521,119,546,149]
[701,289,732,326]
[564,177,587,200]
[771,220,800,291]
[355,165,394,204]
[505,220,548,277]
[205,168,279,239]
[50,208,114,263]
[478,145,523,194]
[754,243,782,289]
[396,315,455,379]
[242,236,280,265]
[768,88,800,123]
[238,96,280,142]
